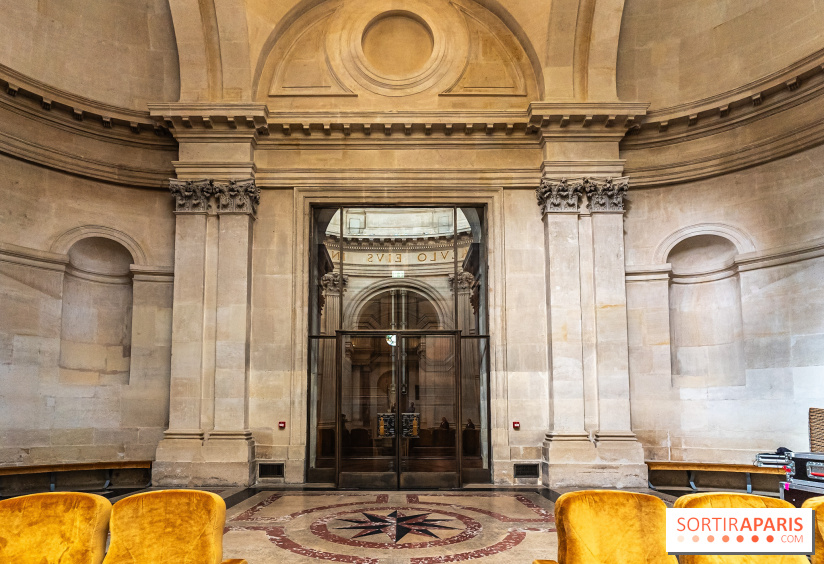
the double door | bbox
[336,331,462,489]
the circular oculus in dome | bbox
[361,11,434,78]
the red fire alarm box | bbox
[512,421,520,430]
[278,421,286,429]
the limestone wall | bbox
[0,154,175,466]
[624,143,824,463]
[0,0,180,110]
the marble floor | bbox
[222,490,558,564]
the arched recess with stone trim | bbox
[659,224,755,389]
[59,237,136,387]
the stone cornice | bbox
[0,129,172,188]
[148,103,269,142]
[626,47,824,141]
[0,241,69,272]
[625,115,824,187]
[0,64,167,137]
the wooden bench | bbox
[646,461,785,494]
[0,461,152,492]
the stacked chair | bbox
[0,490,247,564]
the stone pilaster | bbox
[538,176,646,488]
[537,178,598,486]
[154,178,259,487]
[584,177,646,486]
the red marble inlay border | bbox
[231,493,391,523]
[311,506,482,550]
[406,494,554,523]
[228,525,379,564]
[410,530,527,563]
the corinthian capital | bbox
[536,178,584,214]
[584,177,629,212]
[214,179,260,215]
[168,178,260,215]
[169,179,214,213]
[321,272,349,294]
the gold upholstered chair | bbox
[674,492,809,564]
[801,496,824,564]
[0,491,112,564]
[101,490,247,564]
[533,490,678,564]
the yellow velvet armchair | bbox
[0,491,112,564]
[674,492,809,564]
[533,490,678,564]
[801,496,823,564]
[101,490,247,564]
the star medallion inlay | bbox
[335,510,458,542]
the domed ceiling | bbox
[617,0,824,109]
[0,0,180,110]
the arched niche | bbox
[59,237,135,386]
[667,234,746,388]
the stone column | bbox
[164,180,211,439]
[585,177,646,486]
[208,180,259,482]
[537,179,597,486]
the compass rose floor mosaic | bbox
[222,491,558,563]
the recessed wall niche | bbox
[59,237,134,386]
[667,234,746,388]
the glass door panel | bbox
[338,334,398,488]
[399,335,459,488]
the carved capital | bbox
[536,178,584,214]
[213,179,260,215]
[584,177,629,212]
[321,272,349,294]
[169,179,214,213]
[168,178,259,215]
[449,271,475,292]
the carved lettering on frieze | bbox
[536,178,584,214]
[168,178,259,215]
[584,177,629,212]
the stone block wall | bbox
[0,155,174,467]
[625,143,824,462]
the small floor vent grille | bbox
[259,462,285,478]
[514,463,540,479]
